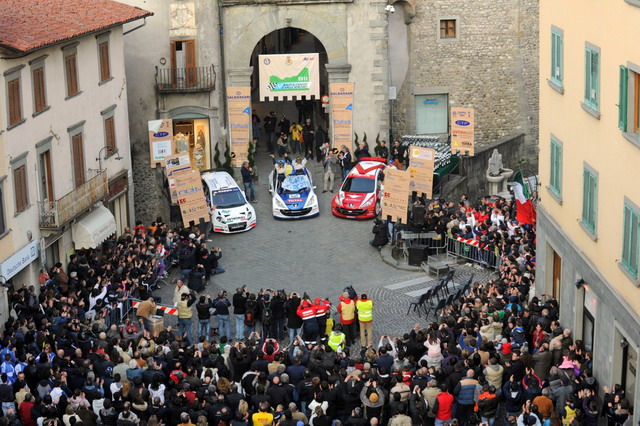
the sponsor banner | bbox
[330,83,354,149]
[450,107,475,156]
[408,145,436,199]
[259,53,320,101]
[381,168,411,223]
[227,87,252,168]
[165,154,192,203]
[171,170,209,226]
[148,119,174,167]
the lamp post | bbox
[96,146,123,170]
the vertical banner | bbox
[381,168,411,223]
[408,146,436,199]
[259,53,320,101]
[330,83,354,149]
[148,119,174,167]
[450,107,475,156]
[226,87,252,168]
[164,154,192,203]
[172,170,210,227]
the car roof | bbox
[201,171,239,191]
[348,161,385,177]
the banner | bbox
[408,145,436,199]
[330,83,354,149]
[259,53,320,101]
[148,119,174,167]
[165,154,192,203]
[227,87,252,168]
[450,107,475,156]
[171,170,209,227]
[381,168,411,223]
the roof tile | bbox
[0,0,152,54]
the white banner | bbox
[258,53,320,101]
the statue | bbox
[174,132,189,154]
[485,149,513,199]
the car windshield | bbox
[341,177,375,193]
[281,174,311,194]
[212,189,246,208]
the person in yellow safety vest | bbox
[356,293,374,347]
[327,323,347,353]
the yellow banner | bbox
[451,107,475,156]
[148,119,174,167]
[408,146,436,199]
[227,87,252,168]
[381,168,411,223]
[330,83,354,149]
[259,53,320,101]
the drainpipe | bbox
[218,1,227,130]
[123,17,148,36]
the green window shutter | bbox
[585,50,591,102]
[591,174,597,229]
[619,66,628,131]
[550,140,562,195]
[623,205,639,276]
[591,51,599,107]
[582,169,589,222]
[557,33,563,83]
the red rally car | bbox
[331,158,386,219]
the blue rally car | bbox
[269,167,319,219]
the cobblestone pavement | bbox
[151,148,497,340]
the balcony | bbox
[155,65,216,93]
[39,170,108,230]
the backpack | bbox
[262,302,273,326]
[244,306,255,327]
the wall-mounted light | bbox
[575,278,588,291]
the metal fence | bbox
[446,236,502,269]
[103,298,133,329]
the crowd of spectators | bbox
[0,200,634,426]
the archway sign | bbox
[330,83,354,149]
[258,53,320,101]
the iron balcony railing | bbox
[155,65,216,93]
[38,170,108,229]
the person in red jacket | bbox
[337,292,358,347]
[432,384,454,426]
[297,299,319,344]
[18,393,36,426]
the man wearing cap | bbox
[356,293,374,347]
[296,299,319,345]
[337,292,357,347]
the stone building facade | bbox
[121,0,539,223]
[392,0,539,160]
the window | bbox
[170,39,196,87]
[101,105,117,152]
[72,133,85,188]
[439,19,456,39]
[622,200,640,279]
[415,94,449,134]
[7,77,22,125]
[32,67,47,113]
[618,64,640,141]
[581,166,598,235]
[13,165,28,213]
[584,44,600,114]
[39,150,54,202]
[62,44,80,98]
[550,27,563,89]
[0,179,6,235]
[98,38,111,82]
[549,137,562,199]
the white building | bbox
[0,0,152,320]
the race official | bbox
[297,299,319,345]
[356,293,374,347]
[314,298,330,340]
[337,292,357,347]
[327,324,347,353]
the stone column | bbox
[326,63,352,149]
[226,67,253,87]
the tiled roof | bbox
[0,0,153,54]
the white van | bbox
[201,170,256,233]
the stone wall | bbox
[393,0,539,159]
[447,132,528,201]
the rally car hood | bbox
[339,192,373,208]
[278,190,311,210]
[215,205,253,222]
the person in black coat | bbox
[233,287,248,340]
[374,141,389,160]
[315,126,327,162]
[285,294,303,342]
[370,219,389,248]
[188,265,206,292]
[271,291,286,341]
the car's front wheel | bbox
[374,200,381,217]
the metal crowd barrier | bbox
[103,298,133,328]
[446,236,502,269]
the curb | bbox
[380,245,424,271]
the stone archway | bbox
[224,8,350,85]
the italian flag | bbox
[512,170,536,225]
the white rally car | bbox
[201,170,256,233]
[269,167,319,219]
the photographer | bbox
[271,290,287,341]
[233,286,248,340]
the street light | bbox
[96,146,123,170]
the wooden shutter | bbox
[185,39,197,87]
[619,66,628,131]
[65,54,79,96]
[14,165,28,212]
[33,67,46,113]
[42,150,54,201]
[99,42,111,81]
[8,78,22,125]
[72,134,85,188]
[170,41,178,88]
[105,116,116,150]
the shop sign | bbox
[450,107,475,156]
[108,177,128,201]
[149,119,174,167]
[0,240,39,280]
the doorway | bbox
[552,250,562,301]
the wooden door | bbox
[552,251,562,301]
[185,40,196,87]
